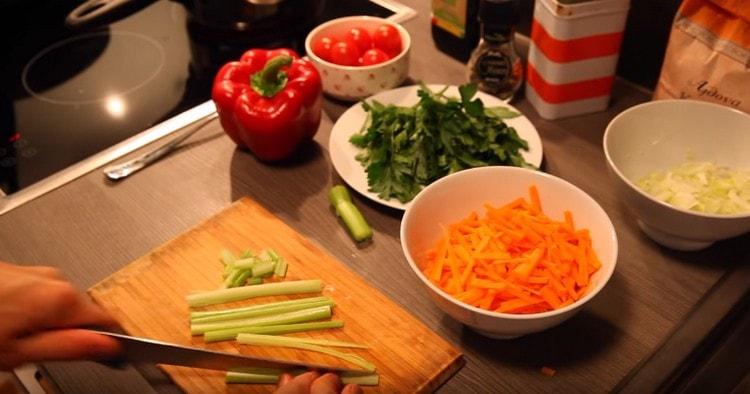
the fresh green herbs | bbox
[350,83,533,203]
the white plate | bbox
[328,85,544,210]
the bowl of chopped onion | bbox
[604,99,750,251]
[400,166,618,339]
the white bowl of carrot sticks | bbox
[400,166,618,339]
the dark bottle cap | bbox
[479,0,520,27]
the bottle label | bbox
[432,0,468,38]
[476,52,511,84]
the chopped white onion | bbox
[636,161,750,214]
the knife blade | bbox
[91,330,365,374]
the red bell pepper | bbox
[211,48,323,161]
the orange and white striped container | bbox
[526,0,630,119]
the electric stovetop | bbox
[0,0,411,201]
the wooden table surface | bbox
[1,1,748,393]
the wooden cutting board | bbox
[89,198,464,393]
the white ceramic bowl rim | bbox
[603,99,750,220]
[400,167,619,321]
[304,15,411,71]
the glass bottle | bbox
[430,0,480,62]
[467,0,523,100]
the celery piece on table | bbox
[236,333,376,372]
[329,185,373,242]
[190,305,332,335]
[186,279,322,307]
[191,299,334,324]
[190,296,333,320]
[204,320,345,343]
[239,249,255,259]
[246,277,263,285]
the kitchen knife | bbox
[91,330,365,373]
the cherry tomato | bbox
[329,40,360,66]
[372,24,402,57]
[311,35,337,62]
[345,27,373,54]
[360,48,390,66]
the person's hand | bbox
[274,372,362,394]
[0,262,122,370]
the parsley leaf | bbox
[349,83,535,203]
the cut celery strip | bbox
[225,371,278,384]
[231,270,253,288]
[189,296,332,319]
[239,249,255,259]
[329,185,373,242]
[233,257,258,271]
[225,370,379,386]
[191,299,334,324]
[236,333,376,372]
[186,279,322,307]
[191,306,331,335]
[266,249,281,260]
[222,268,242,288]
[230,367,284,375]
[272,336,368,349]
[204,320,345,343]
[251,260,276,278]
[246,277,263,285]
[220,249,236,266]
[273,259,288,278]
[341,372,379,386]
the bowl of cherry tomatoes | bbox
[305,16,411,101]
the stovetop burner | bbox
[22,31,165,106]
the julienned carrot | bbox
[421,185,601,314]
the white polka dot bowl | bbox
[305,16,411,101]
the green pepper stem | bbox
[251,55,293,98]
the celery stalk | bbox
[231,270,253,288]
[191,299,334,324]
[186,279,322,307]
[233,257,258,271]
[251,260,276,278]
[190,297,332,319]
[274,260,288,278]
[226,370,379,386]
[225,371,279,384]
[340,372,379,386]
[191,305,331,335]
[270,336,368,349]
[222,268,242,288]
[267,250,288,277]
[236,333,376,372]
[329,186,373,242]
[220,249,236,266]
[204,320,345,342]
